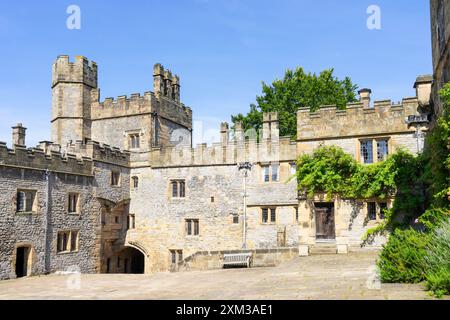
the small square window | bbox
[270,208,276,222]
[295,207,299,222]
[232,214,239,224]
[129,133,140,149]
[68,193,79,214]
[377,139,389,162]
[262,208,276,224]
[290,163,297,175]
[368,202,377,221]
[262,166,270,182]
[171,180,186,198]
[131,176,139,189]
[57,230,78,253]
[379,203,388,220]
[360,140,373,164]
[111,171,120,186]
[16,190,37,213]
[271,164,279,182]
[185,219,199,236]
[262,208,269,223]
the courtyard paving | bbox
[0,251,442,300]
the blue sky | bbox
[0,0,432,147]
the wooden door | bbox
[315,204,335,240]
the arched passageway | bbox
[119,247,145,274]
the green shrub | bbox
[423,220,450,297]
[377,228,431,283]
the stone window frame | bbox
[170,179,186,199]
[365,201,390,223]
[67,192,81,215]
[294,206,299,224]
[232,213,239,224]
[127,214,136,230]
[15,189,38,214]
[261,207,277,225]
[260,162,280,183]
[111,170,121,187]
[185,218,199,236]
[289,162,297,176]
[127,131,142,150]
[56,230,79,254]
[131,176,139,190]
[169,249,183,265]
[358,137,391,164]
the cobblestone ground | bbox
[0,251,444,300]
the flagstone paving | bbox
[0,251,445,300]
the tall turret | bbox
[51,55,98,150]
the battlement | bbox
[153,63,181,102]
[150,114,295,168]
[150,137,296,168]
[0,141,93,176]
[90,91,154,119]
[297,97,423,140]
[90,89,192,124]
[66,140,130,167]
[52,55,98,89]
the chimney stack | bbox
[12,123,26,146]
[414,75,433,108]
[220,122,229,146]
[358,88,372,108]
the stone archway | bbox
[118,247,145,274]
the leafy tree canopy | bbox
[231,68,358,139]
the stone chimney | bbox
[262,112,279,140]
[220,122,229,146]
[234,122,244,143]
[414,75,433,108]
[153,63,165,96]
[12,123,26,146]
[358,88,372,108]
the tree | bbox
[231,68,358,139]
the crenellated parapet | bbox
[90,91,154,120]
[153,63,181,102]
[297,97,424,141]
[52,55,98,89]
[150,116,296,168]
[67,140,130,167]
[0,141,93,176]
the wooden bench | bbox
[223,253,253,268]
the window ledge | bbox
[16,211,38,215]
[68,212,81,216]
[57,250,78,255]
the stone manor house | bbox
[0,54,434,279]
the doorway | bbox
[314,203,336,240]
[15,246,30,278]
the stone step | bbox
[310,245,337,255]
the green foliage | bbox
[377,83,450,298]
[296,146,357,200]
[231,68,358,139]
[423,220,450,297]
[421,83,450,209]
[377,228,431,283]
[296,146,423,225]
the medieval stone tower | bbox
[51,55,98,149]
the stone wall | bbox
[175,248,299,272]
[0,165,100,280]
[430,0,450,118]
